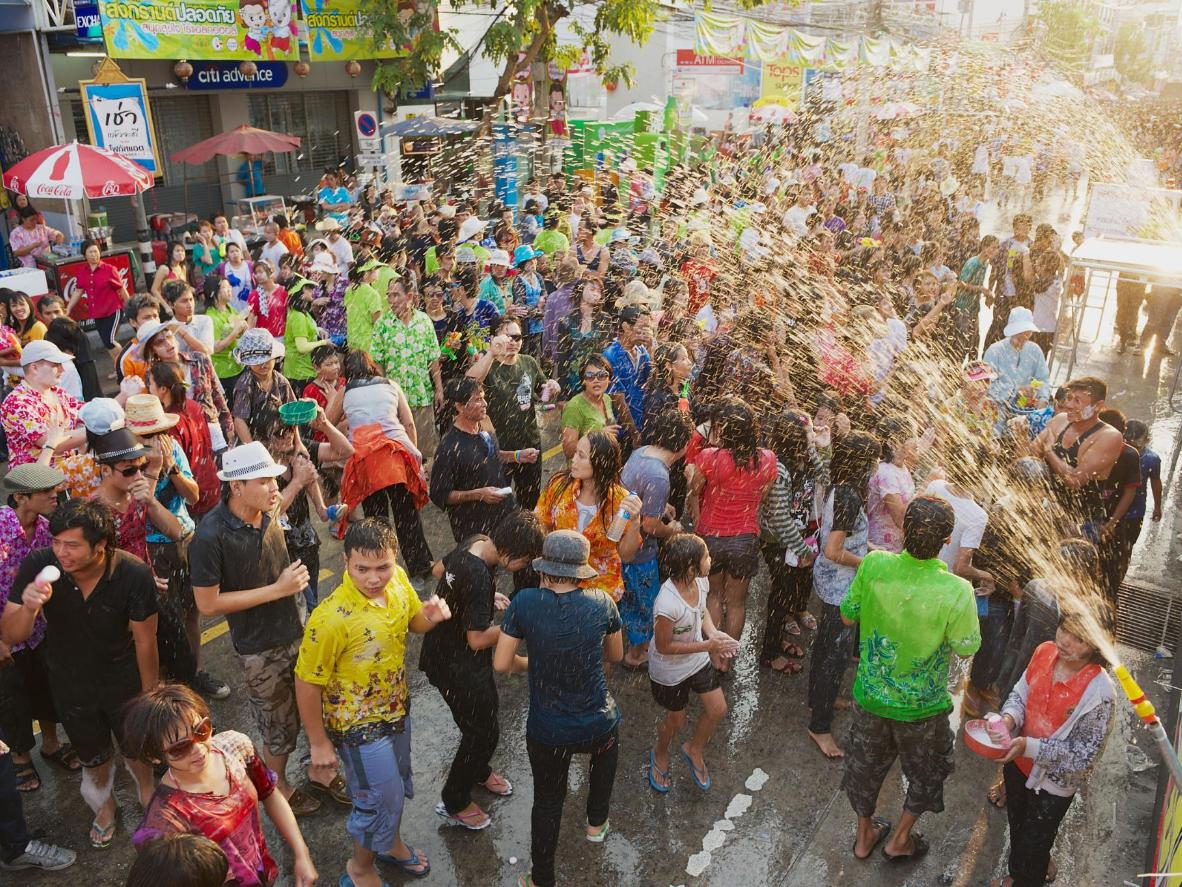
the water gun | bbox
[1114,664,1182,789]
[678,380,691,413]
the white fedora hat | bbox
[216,441,288,482]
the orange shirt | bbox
[278,228,304,257]
[1016,641,1102,776]
[536,475,628,601]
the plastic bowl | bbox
[278,399,317,426]
[963,719,1010,760]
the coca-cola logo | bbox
[30,184,76,198]
[100,180,121,197]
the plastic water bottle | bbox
[606,494,635,543]
[985,713,1011,746]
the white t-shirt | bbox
[926,479,987,570]
[648,577,711,686]
[1032,278,1061,333]
[258,239,289,270]
[783,204,815,237]
[328,235,354,272]
[59,359,82,400]
[342,378,421,462]
[178,314,216,356]
[1013,154,1034,185]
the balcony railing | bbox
[36,0,78,32]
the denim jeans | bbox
[807,602,855,734]
[0,726,31,863]
[526,726,619,887]
[969,596,1013,691]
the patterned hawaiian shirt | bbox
[0,383,83,467]
[0,507,50,651]
[370,310,441,409]
[294,568,423,745]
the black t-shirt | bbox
[189,501,303,655]
[1101,444,1142,519]
[13,548,157,697]
[418,541,495,682]
[831,484,863,533]
[429,426,513,541]
[484,355,543,450]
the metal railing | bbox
[35,0,78,32]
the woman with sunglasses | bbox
[559,354,621,461]
[126,683,317,887]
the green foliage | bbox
[1114,21,1152,84]
[1032,0,1101,72]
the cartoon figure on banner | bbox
[270,0,298,53]
[548,83,568,138]
[511,52,533,123]
[239,0,271,58]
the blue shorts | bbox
[620,558,661,646]
[338,722,414,852]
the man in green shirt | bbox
[532,213,569,259]
[839,495,980,864]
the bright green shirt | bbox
[206,305,243,380]
[560,392,615,438]
[840,550,981,722]
[532,229,569,256]
[373,264,399,303]
[283,309,319,382]
[345,282,383,352]
[370,309,441,409]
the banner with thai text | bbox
[96,0,300,61]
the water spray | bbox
[1114,664,1182,789]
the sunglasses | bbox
[504,334,523,342]
[583,370,611,381]
[117,462,148,477]
[163,717,213,759]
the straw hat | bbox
[123,394,179,435]
[315,217,342,232]
[615,279,659,311]
[311,252,339,275]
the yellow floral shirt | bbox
[294,568,423,742]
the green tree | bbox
[361,0,783,124]
[1114,21,1152,84]
[1031,0,1101,72]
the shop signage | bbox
[674,49,743,75]
[186,61,289,90]
[79,70,162,178]
[75,1,104,41]
[760,57,804,106]
[96,0,300,61]
[301,0,403,61]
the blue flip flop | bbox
[647,749,670,793]
[377,846,431,878]
[681,748,711,791]
[339,874,390,887]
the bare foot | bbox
[987,780,1006,809]
[622,648,648,668]
[807,730,844,759]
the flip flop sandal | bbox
[40,744,81,773]
[883,832,929,863]
[585,820,610,843]
[285,786,322,817]
[339,874,390,887]
[435,800,491,830]
[785,619,802,636]
[647,749,670,793]
[89,809,118,849]
[378,845,430,878]
[480,772,514,797]
[681,748,711,791]
[852,817,891,859]
[307,774,351,806]
[14,762,41,792]
[518,874,537,887]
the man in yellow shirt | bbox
[294,519,451,884]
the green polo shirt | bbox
[532,229,569,256]
[841,550,981,722]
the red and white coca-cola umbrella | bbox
[2,140,153,200]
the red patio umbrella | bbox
[170,125,301,165]
[2,140,153,199]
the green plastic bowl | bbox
[279,399,316,426]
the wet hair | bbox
[829,432,881,501]
[125,293,158,324]
[495,317,522,335]
[713,397,759,472]
[1065,375,1106,401]
[489,509,545,562]
[647,342,689,397]
[643,407,693,451]
[1056,612,1110,665]
[342,349,383,383]
[49,497,115,554]
[275,214,290,229]
[876,416,912,465]
[902,495,956,560]
[344,517,399,559]
[250,404,289,444]
[1098,408,1125,434]
[445,376,482,408]
[1124,418,1149,445]
[121,683,211,764]
[311,344,340,368]
[552,429,622,533]
[659,533,709,583]
[1057,536,1100,578]
[161,279,192,306]
[618,305,651,328]
[979,234,999,252]
[148,361,189,409]
[127,834,229,887]
[763,409,811,468]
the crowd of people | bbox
[0,112,1166,887]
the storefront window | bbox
[247,92,352,175]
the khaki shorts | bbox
[240,639,301,757]
[411,404,439,461]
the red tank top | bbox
[1016,641,1101,776]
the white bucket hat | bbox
[1003,307,1040,338]
[457,217,487,244]
[216,441,289,481]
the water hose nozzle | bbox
[1115,664,1158,724]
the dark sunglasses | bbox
[504,334,523,342]
[583,370,611,381]
[163,717,213,759]
[117,462,148,478]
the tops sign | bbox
[186,61,289,90]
